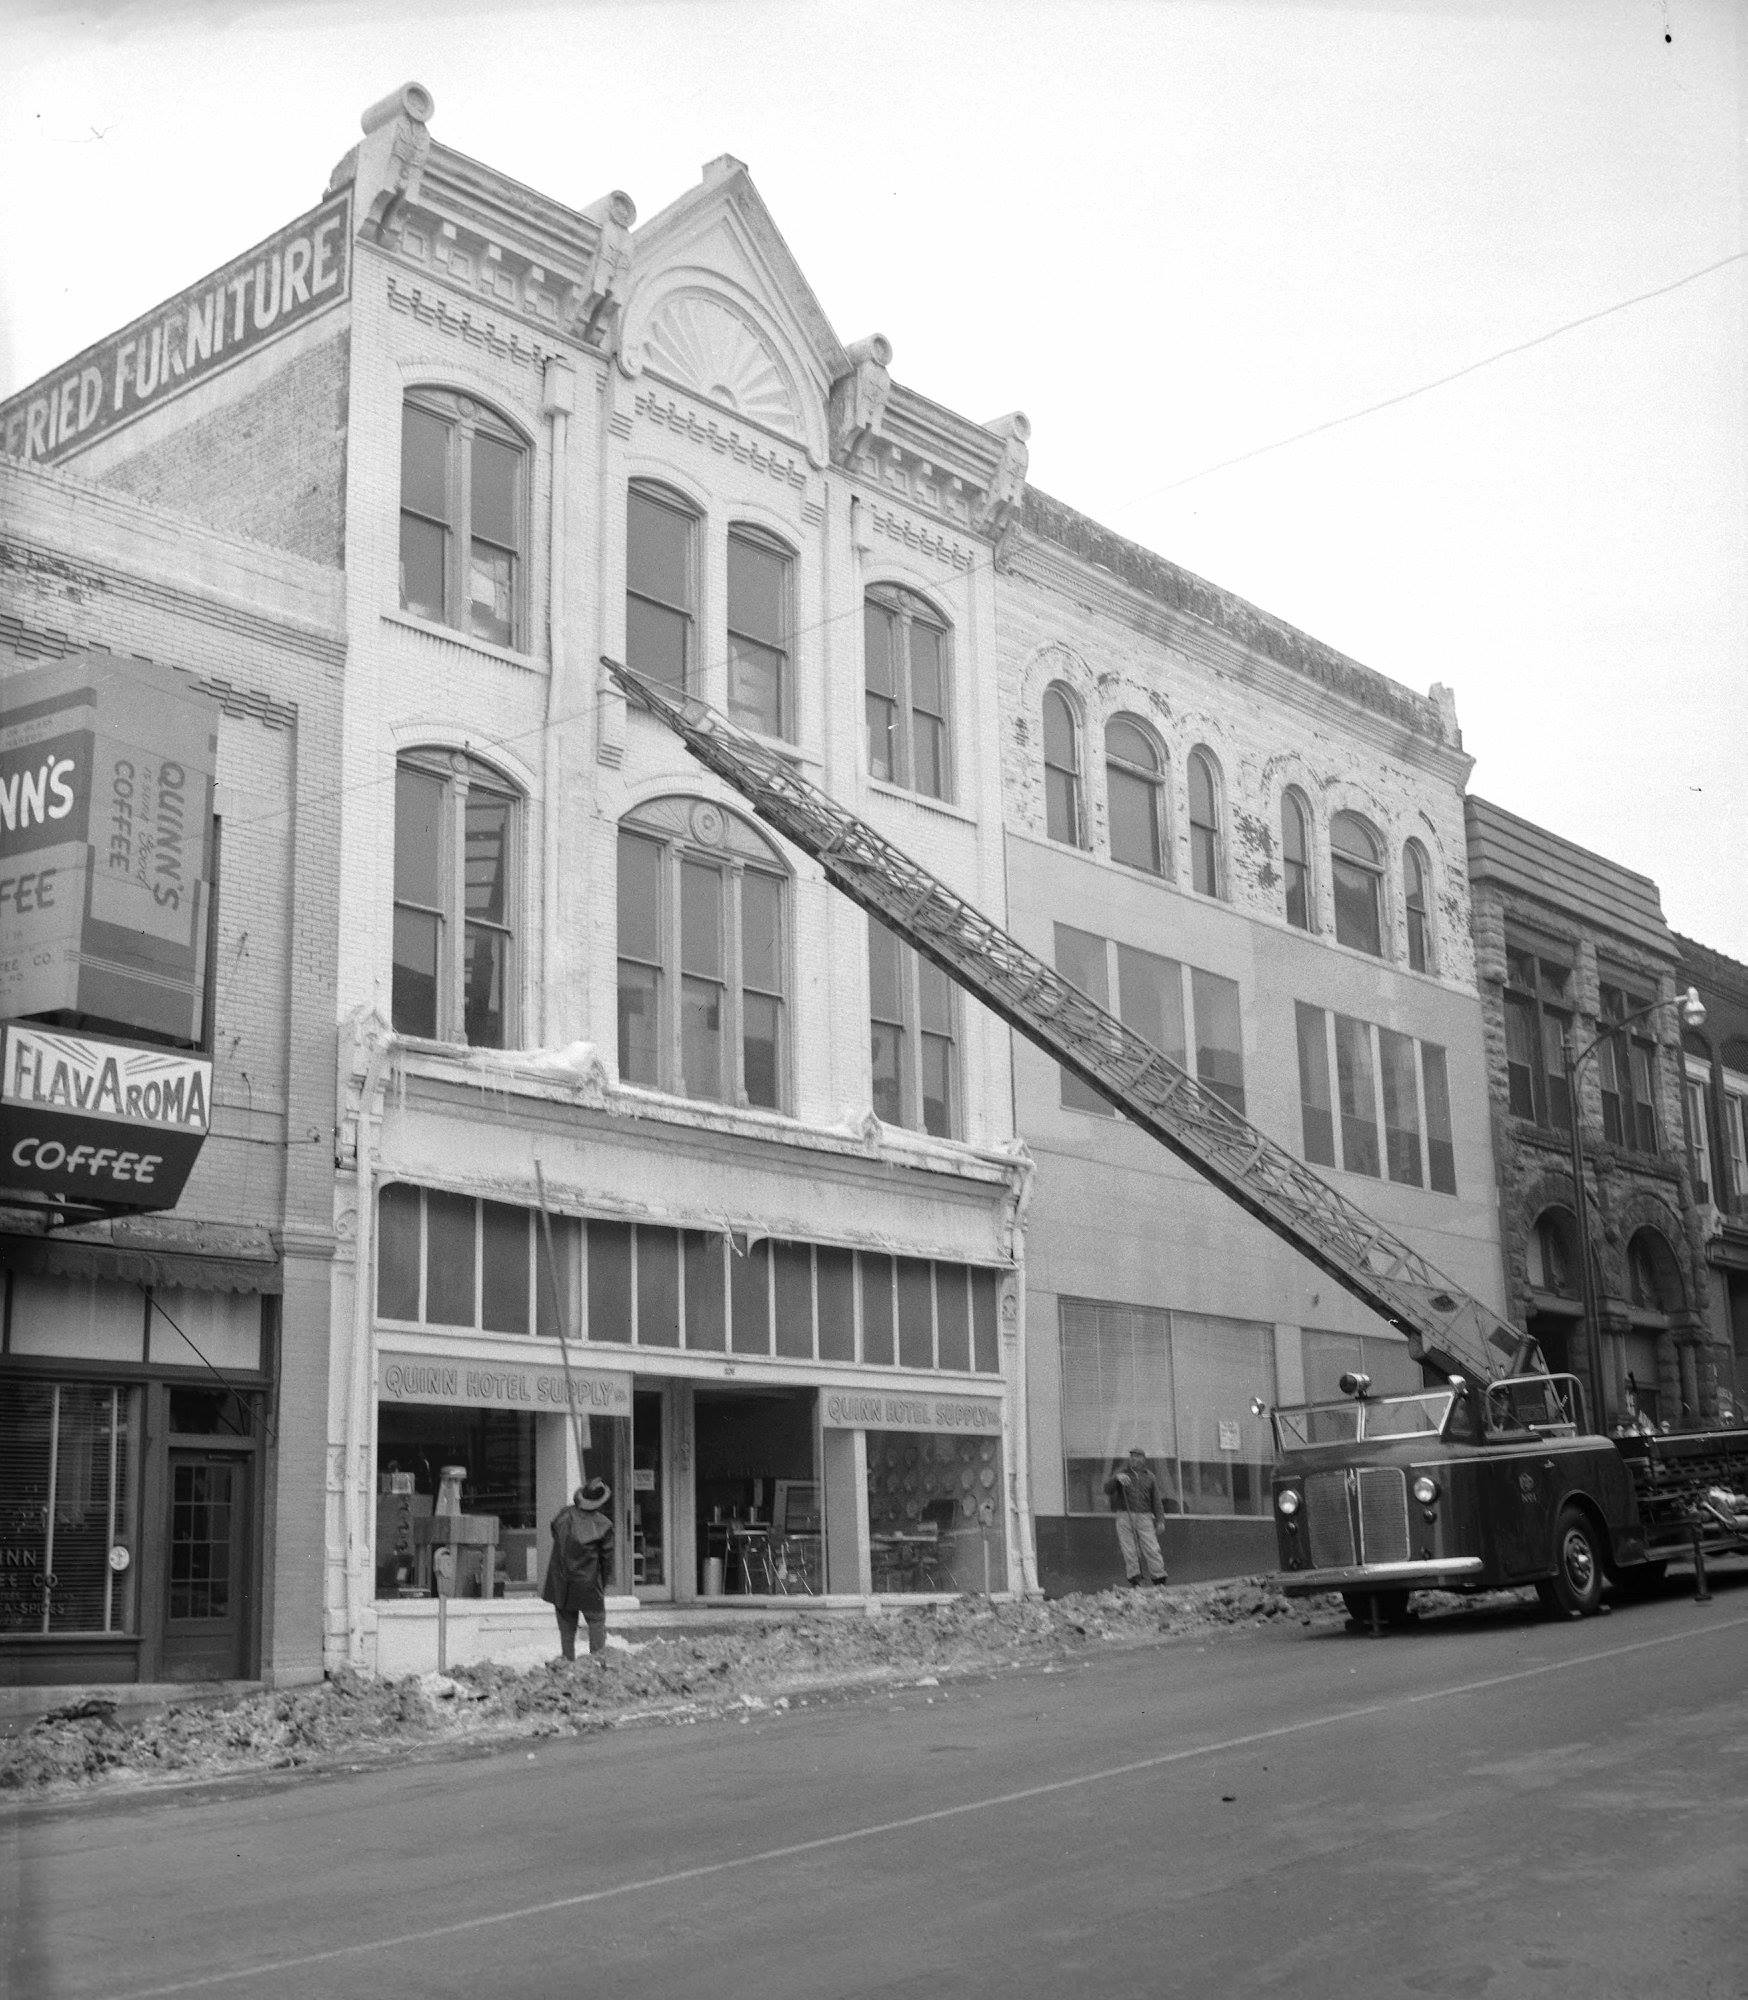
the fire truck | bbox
[606,660,1748,1628]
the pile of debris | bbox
[1,1579,1336,1800]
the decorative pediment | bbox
[639,292,799,434]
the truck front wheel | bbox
[1537,1506,1605,1617]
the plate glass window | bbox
[627,485,697,694]
[727,528,792,738]
[1330,812,1383,956]
[864,587,951,800]
[1106,718,1167,874]
[399,391,526,649]
[1042,686,1083,847]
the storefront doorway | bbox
[694,1386,819,1596]
[161,1451,251,1682]
[632,1388,669,1599]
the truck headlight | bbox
[1411,1476,1439,1505]
[1276,1488,1301,1517]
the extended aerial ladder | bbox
[607,659,1538,1387]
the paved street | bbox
[7,1582,1747,2000]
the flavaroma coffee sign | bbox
[1,652,220,1042]
[2,1023,212,1209]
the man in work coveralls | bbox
[1104,1447,1169,1587]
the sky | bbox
[4,0,1744,958]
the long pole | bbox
[533,1161,590,1481]
[1564,1036,1608,1434]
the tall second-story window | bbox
[626,484,698,694]
[1598,980,1659,1154]
[392,751,519,1047]
[1404,841,1433,972]
[1282,789,1312,930]
[1502,943,1573,1131]
[1187,749,1223,898]
[616,798,788,1111]
[1105,717,1167,874]
[864,586,951,799]
[400,392,526,649]
[1042,686,1084,847]
[869,915,958,1138]
[1330,812,1384,956]
[727,527,793,739]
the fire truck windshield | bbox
[1273,1390,1457,1451]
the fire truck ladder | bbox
[606,659,1535,1387]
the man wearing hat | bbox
[541,1478,615,1660]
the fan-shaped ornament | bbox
[641,294,797,432]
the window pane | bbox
[1540,1011,1571,1130]
[1106,718,1155,771]
[377,1182,423,1320]
[1282,794,1308,866]
[617,962,660,1085]
[481,1201,530,1333]
[774,1242,814,1359]
[392,906,440,1038]
[464,792,510,925]
[462,923,507,1048]
[468,542,514,648]
[919,955,951,1034]
[817,1247,855,1363]
[639,1228,680,1347]
[910,621,944,713]
[1334,1015,1380,1176]
[741,870,781,994]
[864,600,897,697]
[1060,1301,1176,1514]
[681,978,723,1100]
[1422,1043,1456,1193]
[471,433,519,547]
[681,861,722,977]
[1295,1003,1335,1167]
[1504,994,1541,1120]
[866,690,898,782]
[401,404,450,519]
[426,1190,477,1326]
[1171,1312,1276,1518]
[897,1258,933,1369]
[730,1240,771,1354]
[1055,925,1112,1114]
[1046,767,1080,847]
[868,916,903,1022]
[587,1221,633,1342]
[618,832,663,962]
[1331,814,1377,863]
[1108,765,1161,872]
[399,514,446,623]
[743,993,780,1110]
[971,1268,1000,1374]
[1190,823,1218,898]
[936,1265,971,1371]
[1332,855,1382,956]
[1379,1027,1423,1186]
[395,766,446,907]
[1191,968,1245,1115]
[1630,1044,1658,1153]
[728,637,784,736]
[861,1254,895,1365]
[1188,753,1216,829]
[921,1032,954,1138]
[1285,856,1311,930]
[627,488,693,606]
[626,596,690,692]
[728,532,787,646]
[1042,688,1077,770]
[683,1231,726,1351]
[871,1021,903,1124]
[1116,945,1186,1070]
[912,712,946,800]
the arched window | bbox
[1626,1229,1681,1315]
[1187,748,1223,897]
[726,524,794,740]
[626,482,699,694]
[1281,788,1313,930]
[1105,716,1168,874]
[1331,811,1384,956]
[865,585,952,800]
[400,390,527,648]
[1404,840,1433,971]
[393,750,520,1047]
[1042,685,1084,847]
[1526,1209,1578,1295]
[617,797,789,1110]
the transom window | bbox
[626,483,698,694]
[1187,749,1223,898]
[868,915,959,1138]
[1503,942,1573,1130]
[392,750,519,1047]
[727,526,794,739]
[1042,685,1084,847]
[617,798,788,1110]
[1404,840,1433,971]
[1105,717,1168,875]
[1282,789,1313,930]
[865,586,951,800]
[1330,811,1384,956]
[399,391,526,650]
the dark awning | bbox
[1,1232,281,1294]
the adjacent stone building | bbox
[1673,932,1748,1418]
[1464,797,1718,1429]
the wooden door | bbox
[161,1453,250,1681]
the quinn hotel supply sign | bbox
[0,190,351,466]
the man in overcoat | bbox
[542,1478,615,1660]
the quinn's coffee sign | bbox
[1,189,351,467]
[2,1023,212,1209]
[1,652,219,1042]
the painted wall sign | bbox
[1,1022,212,1209]
[822,1391,1004,1435]
[376,1352,633,1419]
[1,188,352,467]
[1,651,219,1041]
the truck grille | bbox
[1303,1468,1410,1569]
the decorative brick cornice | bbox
[630,383,808,492]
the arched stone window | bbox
[1042,684,1085,848]
[1281,787,1313,929]
[616,797,789,1110]
[1331,811,1384,956]
[1105,716,1168,874]
[1525,1208,1578,1295]
[1626,1228,1682,1315]
[1404,839,1434,971]
[1187,747,1224,898]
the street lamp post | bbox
[1562,986,1705,1433]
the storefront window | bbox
[866,1431,1007,1594]
[0,1381,140,1634]
[374,1402,538,1600]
